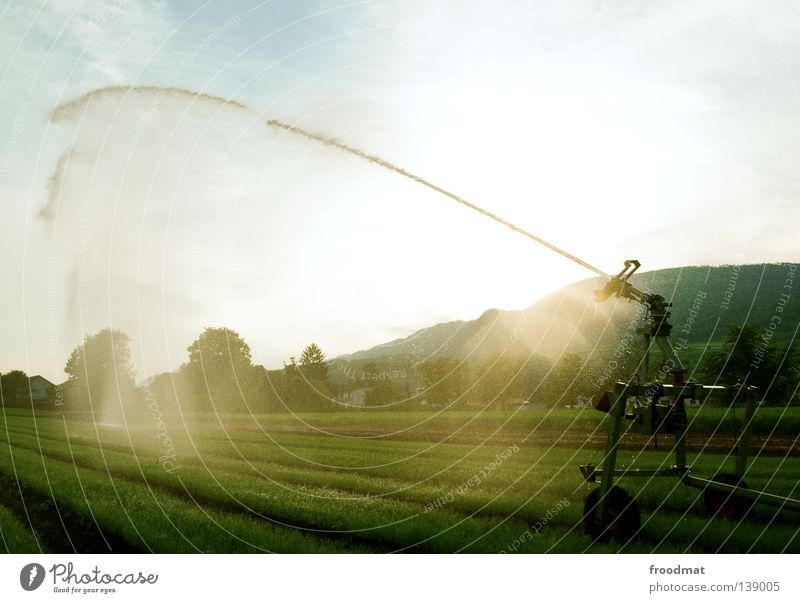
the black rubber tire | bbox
[702,473,753,519]
[583,485,640,542]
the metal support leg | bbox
[599,382,627,517]
[674,396,687,470]
[654,335,685,385]
[640,332,651,384]
[735,391,757,478]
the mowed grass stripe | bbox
[5,419,800,517]
[2,431,540,553]
[0,504,40,553]
[184,408,800,437]
[0,442,366,553]
[10,419,798,518]
[0,417,585,508]
[5,425,576,527]
[33,439,800,553]
[5,417,799,512]
[1,419,587,518]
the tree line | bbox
[1,324,797,417]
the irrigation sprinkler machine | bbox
[580,259,800,541]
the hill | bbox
[336,263,799,367]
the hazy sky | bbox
[1,0,799,381]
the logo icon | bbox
[20,563,45,591]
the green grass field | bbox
[0,407,798,553]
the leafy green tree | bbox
[416,357,470,408]
[703,326,760,387]
[542,352,594,407]
[244,365,284,413]
[186,327,253,413]
[299,343,327,382]
[283,344,331,411]
[702,325,798,404]
[278,356,301,408]
[279,355,323,412]
[470,354,549,408]
[149,368,204,416]
[361,363,410,407]
[589,336,645,388]
[0,370,29,408]
[364,381,410,407]
[63,329,138,413]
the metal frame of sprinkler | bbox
[580,259,800,541]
